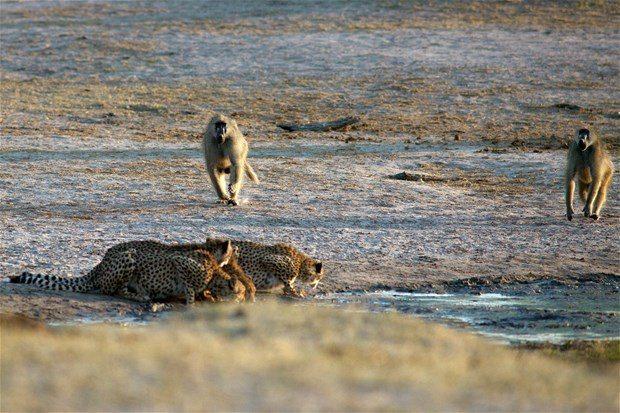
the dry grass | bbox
[1,0,618,146]
[1,3,618,409]
[2,302,618,412]
[2,77,617,148]
[6,1,616,34]
[520,340,620,363]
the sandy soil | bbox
[1,1,619,321]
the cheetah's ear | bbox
[217,240,234,267]
[315,261,323,274]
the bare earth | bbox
[0,2,619,317]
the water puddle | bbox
[47,315,149,327]
[43,303,174,327]
[317,280,619,344]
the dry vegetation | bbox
[520,340,620,363]
[1,73,617,148]
[2,302,618,412]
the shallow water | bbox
[317,280,620,344]
[47,314,148,327]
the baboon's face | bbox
[214,121,228,144]
[577,128,592,151]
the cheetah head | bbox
[205,272,247,303]
[299,257,324,289]
[212,240,234,267]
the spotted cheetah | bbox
[209,245,256,301]
[213,239,324,297]
[123,246,245,304]
[109,238,324,297]
[106,240,256,302]
[199,258,249,303]
[10,240,243,304]
[10,249,136,294]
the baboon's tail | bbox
[9,272,95,292]
[245,161,260,183]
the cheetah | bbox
[10,249,137,295]
[211,239,324,297]
[106,240,256,302]
[125,245,250,303]
[123,246,246,304]
[109,238,324,297]
[210,244,256,301]
[10,240,244,304]
[200,259,249,303]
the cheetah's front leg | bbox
[183,285,196,305]
[118,284,152,303]
[169,255,205,305]
[282,281,306,298]
[262,256,306,298]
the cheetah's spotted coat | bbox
[10,240,247,304]
[111,238,325,297]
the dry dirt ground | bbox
[0,2,618,315]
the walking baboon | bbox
[565,128,614,221]
[202,114,259,205]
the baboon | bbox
[202,114,259,205]
[565,128,614,221]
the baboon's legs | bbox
[584,174,603,217]
[209,168,229,201]
[565,173,576,221]
[228,161,246,204]
[577,180,589,203]
[592,173,612,218]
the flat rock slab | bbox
[277,116,360,132]
[388,171,447,182]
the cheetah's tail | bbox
[9,272,94,292]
